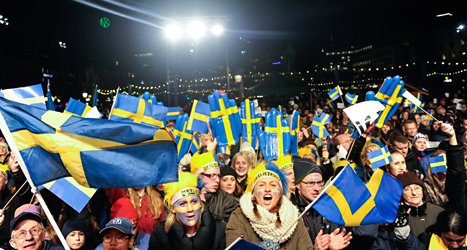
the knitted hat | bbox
[420,115,429,123]
[239,141,256,156]
[413,133,428,144]
[293,158,322,185]
[396,172,425,192]
[220,165,237,178]
[245,161,288,195]
[110,198,139,226]
[164,172,200,208]
[275,154,293,171]
[190,152,219,174]
[14,204,41,217]
[62,218,87,238]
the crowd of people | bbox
[0,88,467,250]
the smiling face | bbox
[172,194,202,228]
[66,231,85,250]
[253,177,282,212]
[10,220,45,250]
[402,184,423,207]
[220,175,236,195]
[387,153,407,177]
[234,155,249,178]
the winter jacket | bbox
[445,142,467,218]
[148,208,226,250]
[226,208,313,250]
[405,150,423,175]
[401,202,443,246]
[292,191,340,244]
[423,178,449,209]
[204,189,239,224]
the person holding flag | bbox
[422,150,449,208]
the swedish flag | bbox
[110,93,167,128]
[208,91,239,147]
[175,114,194,161]
[312,113,331,138]
[429,154,447,173]
[0,84,46,109]
[327,86,342,101]
[64,98,93,117]
[0,97,178,188]
[40,177,97,213]
[313,165,403,226]
[190,134,200,154]
[411,93,422,113]
[166,106,181,121]
[290,110,300,155]
[345,93,358,105]
[47,83,55,111]
[367,146,392,169]
[324,98,336,112]
[374,76,404,128]
[187,100,210,134]
[240,99,259,148]
[403,98,411,108]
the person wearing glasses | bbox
[9,212,64,250]
[396,171,444,246]
[291,158,352,250]
[190,151,238,224]
[100,217,134,250]
[149,172,225,250]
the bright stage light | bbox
[187,21,206,39]
[165,25,183,40]
[212,25,223,35]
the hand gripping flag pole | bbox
[0,111,72,250]
[402,90,439,122]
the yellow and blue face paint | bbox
[173,194,202,227]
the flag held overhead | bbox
[0,97,178,189]
[312,112,332,138]
[0,84,46,110]
[327,86,342,101]
[367,146,392,169]
[187,100,210,134]
[429,154,447,173]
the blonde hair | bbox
[231,152,253,172]
[125,186,163,220]
[163,172,201,233]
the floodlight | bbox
[165,25,183,40]
[212,25,223,35]
[187,21,206,39]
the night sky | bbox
[1,0,466,72]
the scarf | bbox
[239,192,299,244]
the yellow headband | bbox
[171,187,200,205]
[252,170,282,190]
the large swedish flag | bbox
[0,84,46,110]
[0,97,178,189]
[312,165,402,226]
[111,93,167,128]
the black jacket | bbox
[148,208,226,250]
[292,191,341,244]
[204,189,239,224]
[405,150,423,175]
[445,141,467,217]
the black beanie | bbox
[62,218,87,238]
[220,165,237,179]
[293,158,322,185]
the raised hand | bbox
[329,228,352,250]
[314,229,331,250]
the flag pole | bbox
[276,164,349,243]
[0,111,71,250]
[108,86,120,119]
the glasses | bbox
[403,186,423,193]
[13,227,43,240]
[302,181,324,187]
[201,173,220,180]
[103,235,130,243]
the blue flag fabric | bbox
[226,238,263,250]
[110,93,167,128]
[371,76,404,128]
[312,113,332,138]
[208,91,240,147]
[312,165,403,226]
[429,154,447,173]
[290,110,300,156]
[187,100,210,134]
[257,108,291,160]
[175,114,194,161]
[324,98,336,112]
[39,177,97,213]
[0,84,46,110]
[64,98,92,117]
[239,99,259,148]
[367,146,393,169]
[328,86,341,101]
[47,84,55,111]
[166,107,181,121]
[345,93,358,105]
[0,97,178,188]
[190,134,200,154]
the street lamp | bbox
[165,25,183,40]
[212,25,223,35]
[0,15,9,25]
[82,92,88,98]
[235,69,244,99]
[59,41,66,48]
[187,21,206,39]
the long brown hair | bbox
[125,186,163,220]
